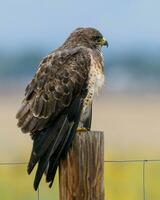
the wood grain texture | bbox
[59,131,104,200]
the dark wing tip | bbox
[34,181,39,191]
[27,166,33,175]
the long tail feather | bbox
[27,97,83,190]
[33,116,70,190]
[47,122,78,188]
[46,122,74,183]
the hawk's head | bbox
[63,27,108,49]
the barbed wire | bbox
[0,162,27,165]
[0,158,159,165]
[104,159,160,163]
[1,159,160,200]
[0,161,39,199]
[37,188,40,200]
[104,159,160,200]
[143,161,146,200]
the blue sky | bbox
[0,0,160,52]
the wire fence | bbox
[104,159,160,200]
[0,161,40,200]
[0,159,160,200]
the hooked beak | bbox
[101,37,109,47]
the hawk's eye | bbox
[93,36,102,41]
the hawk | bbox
[16,27,108,190]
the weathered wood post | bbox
[59,131,104,200]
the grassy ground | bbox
[1,163,160,200]
[0,92,160,199]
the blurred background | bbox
[0,0,160,199]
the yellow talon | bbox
[77,127,88,133]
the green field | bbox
[1,162,160,199]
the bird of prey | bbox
[16,27,108,190]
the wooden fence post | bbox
[59,131,104,200]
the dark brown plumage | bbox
[16,27,108,190]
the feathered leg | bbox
[77,103,92,131]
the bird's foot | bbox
[77,127,88,133]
